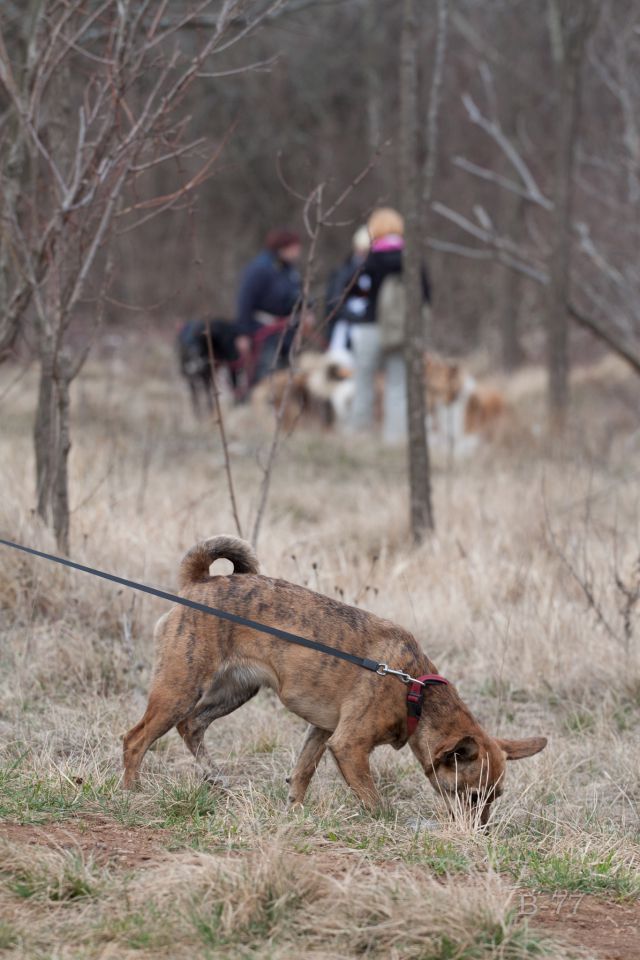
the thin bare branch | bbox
[250,147,382,548]
[197,54,279,78]
[431,201,549,282]
[461,92,552,208]
[204,323,244,539]
[452,156,554,210]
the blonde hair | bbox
[367,207,404,241]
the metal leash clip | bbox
[376,663,417,685]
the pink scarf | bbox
[371,233,404,252]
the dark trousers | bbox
[250,322,295,384]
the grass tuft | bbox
[493,840,640,899]
[1,845,102,903]
[0,920,18,950]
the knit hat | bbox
[265,228,301,252]
[367,207,404,241]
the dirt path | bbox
[2,818,638,959]
[0,816,172,869]
[528,893,640,960]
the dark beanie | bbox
[265,229,301,252]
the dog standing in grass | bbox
[123,537,546,823]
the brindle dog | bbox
[123,537,546,823]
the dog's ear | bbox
[436,735,480,766]
[495,736,547,760]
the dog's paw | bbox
[203,770,230,790]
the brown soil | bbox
[526,892,640,960]
[0,816,173,869]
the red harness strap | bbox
[252,317,289,345]
[406,674,449,736]
[238,317,289,388]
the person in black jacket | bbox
[349,207,430,442]
[324,226,370,354]
[234,229,302,384]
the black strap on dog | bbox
[0,538,383,674]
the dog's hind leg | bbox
[123,693,186,789]
[287,725,331,807]
[176,713,231,785]
[176,666,261,783]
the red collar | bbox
[406,674,449,736]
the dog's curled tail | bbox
[179,536,259,589]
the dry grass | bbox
[1,335,639,958]
[0,835,570,958]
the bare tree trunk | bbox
[498,95,524,371]
[421,0,448,221]
[500,259,523,371]
[363,0,383,161]
[401,0,434,542]
[546,19,575,425]
[52,356,72,555]
[33,338,73,553]
[0,134,26,356]
[546,0,597,428]
[0,0,44,355]
[32,58,72,547]
[34,341,56,523]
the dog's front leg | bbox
[287,725,331,807]
[327,732,381,812]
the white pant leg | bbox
[383,349,407,445]
[350,324,381,432]
[328,320,351,356]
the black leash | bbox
[0,537,384,675]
